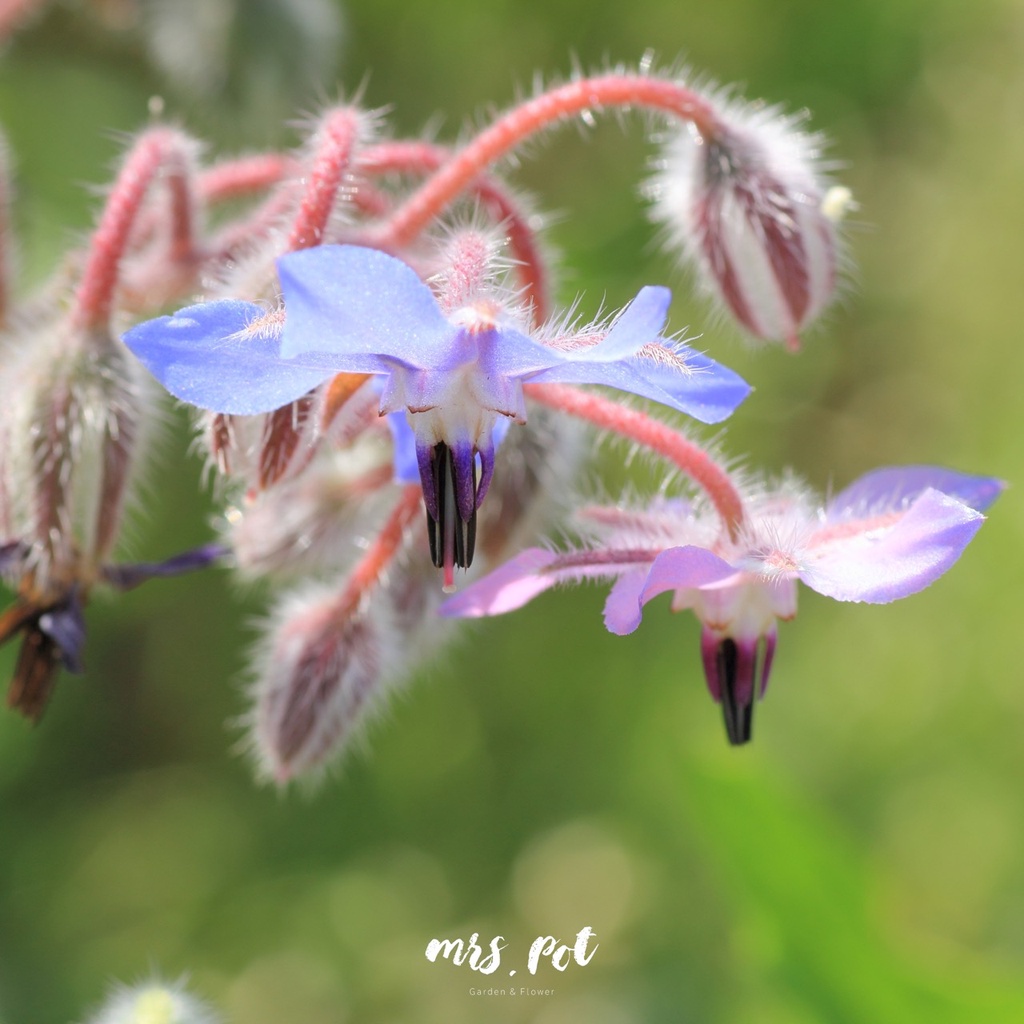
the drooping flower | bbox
[650,91,849,350]
[123,243,750,583]
[441,467,1002,744]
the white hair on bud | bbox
[647,83,849,347]
[80,977,219,1024]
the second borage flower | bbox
[124,243,750,586]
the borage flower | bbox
[123,243,749,585]
[441,467,1001,744]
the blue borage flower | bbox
[441,467,1002,743]
[124,244,750,581]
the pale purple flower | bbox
[123,243,750,579]
[441,467,1001,744]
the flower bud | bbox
[0,314,153,591]
[248,581,395,783]
[83,978,219,1024]
[651,95,847,349]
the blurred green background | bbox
[1,0,1022,1021]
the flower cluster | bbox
[0,61,999,772]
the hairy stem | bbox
[525,383,744,538]
[374,74,716,251]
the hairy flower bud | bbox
[248,573,419,783]
[0,315,153,591]
[650,94,847,349]
[83,978,219,1024]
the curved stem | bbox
[71,127,197,333]
[199,152,298,203]
[357,140,550,324]
[374,74,717,251]
[525,383,745,539]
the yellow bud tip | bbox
[821,186,856,223]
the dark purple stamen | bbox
[425,442,478,571]
[700,627,776,746]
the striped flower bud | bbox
[248,574,411,783]
[0,316,152,591]
[650,92,848,349]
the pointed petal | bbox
[123,301,334,414]
[586,286,671,361]
[102,543,228,590]
[603,545,738,635]
[277,245,455,368]
[527,343,750,423]
[828,466,1004,517]
[387,412,421,485]
[801,488,986,603]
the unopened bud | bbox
[0,316,152,589]
[651,96,845,349]
[249,582,392,783]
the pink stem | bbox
[0,133,10,328]
[374,74,717,251]
[0,0,43,41]
[525,383,745,539]
[199,152,298,203]
[70,127,196,333]
[286,107,362,252]
[333,484,422,621]
[358,139,550,323]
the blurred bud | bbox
[0,315,152,590]
[82,978,219,1024]
[248,580,395,783]
[650,94,847,349]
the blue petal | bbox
[277,245,456,369]
[387,412,421,484]
[527,345,751,424]
[123,300,335,415]
[586,286,671,361]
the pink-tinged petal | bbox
[439,549,563,617]
[440,547,661,618]
[277,244,454,367]
[123,300,334,414]
[801,488,986,603]
[603,545,738,635]
[828,466,1004,517]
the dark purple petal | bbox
[123,300,335,414]
[602,545,738,635]
[38,593,87,674]
[277,245,455,368]
[801,488,986,603]
[102,543,229,590]
[828,466,1004,518]
[1,540,25,575]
